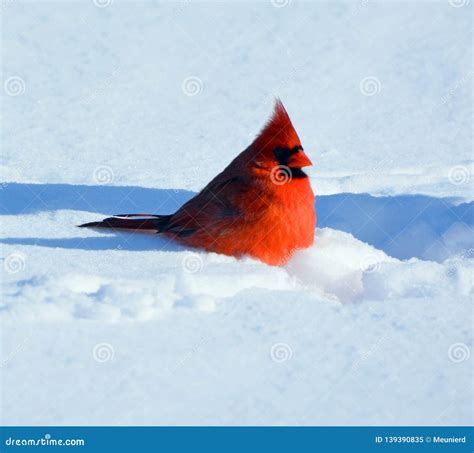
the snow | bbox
[1,0,472,426]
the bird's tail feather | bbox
[78,214,167,232]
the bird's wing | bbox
[163,174,271,237]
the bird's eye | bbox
[274,145,303,165]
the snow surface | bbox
[1,0,473,426]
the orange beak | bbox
[287,150,313,168]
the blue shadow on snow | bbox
[0,183,472,260]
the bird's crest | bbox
[251,99,301,153]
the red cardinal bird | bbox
[80,100,316,265]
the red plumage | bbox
[80,100,316,266]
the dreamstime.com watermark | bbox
[4,433,85,447]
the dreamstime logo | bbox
[445,266,457,278]
[93,0,113,7]
[172,0,191,18]
[93,165,114,184]
[278,62,304,88]
[359,76,381,96]
[460,248,474,259]
[4,253,26,274]
[270,165,292,185]
[182,253,203,274]
[4,76,26,96]
[270,343,292,363]
[0,0,16,16]
[438,70,473,106]
[352,0,369,15]
[448,0,469,7]
[182,76,203,97]
[279,247,298,266]
[167,334,215,375]
[271,0,292,7]
[363,158,394,181]
[448,343,470,363]
[448,165,470,185]
[359,255,380,273]
[0,336,30,368]
[352,336,389,371]
[92,343,114,362]
[83,66,120,106]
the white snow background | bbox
[1,0,473,425]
